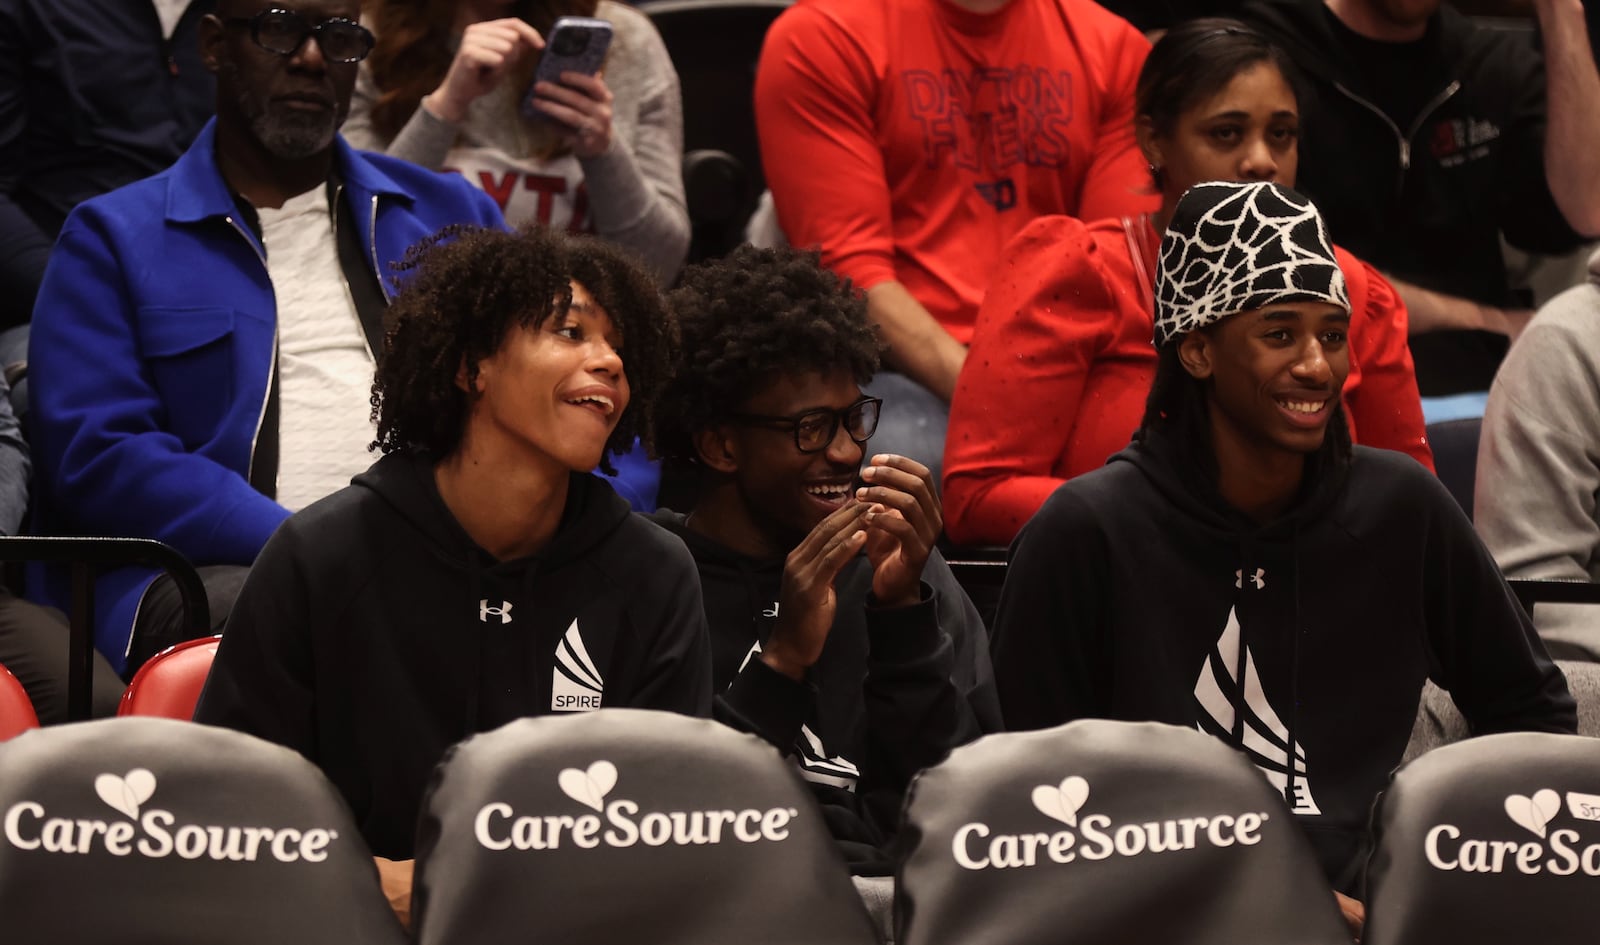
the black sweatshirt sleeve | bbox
[715,655,816,752]
[862,552,1000,794]
[0,10,51,330]
[1419,470,1577,735]
[628,542,715,718]
[192,520,318,759]
[990,485,1113,732]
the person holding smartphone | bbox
[344,1,689,284]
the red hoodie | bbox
[755,0,1158,344]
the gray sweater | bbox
[1476,248,1600,660]
[342,2,688,283]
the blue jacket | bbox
[28,120,505,672]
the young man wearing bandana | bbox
[990,180,1575,936]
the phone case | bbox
[523,17,614,121]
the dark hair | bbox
[371,225,670,473]
[652,245,881,465]
[1135,333,1352,472]
[1136,18,1300,185]
[364,0,600,142]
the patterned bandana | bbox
[1153,181,1349,347]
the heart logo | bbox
[1031,776,1090,826]
[558,760,618,812]
[94,769,156,820]
[1504,789,1561,838]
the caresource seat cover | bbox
[0,717,405,945]
[411,708,879,945]
[1365,731,1600,945]
[896,720,1350,945]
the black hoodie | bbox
[195,453,713,859]
[1240,0,1584,393]
[991,434,1575,893]
[651,512,1002,874]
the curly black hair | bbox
[653,245,881,464]
[371,225,671,473]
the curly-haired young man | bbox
[196,225,711,925]
[651,245,1000,873]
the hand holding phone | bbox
[427,18,544,124]
[522,17,616,158]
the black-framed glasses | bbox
[729,397,883,454]
[223,9,375,63]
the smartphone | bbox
[522,17,614,121]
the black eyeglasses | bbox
[729,397,883,454]
[223,9,375,63]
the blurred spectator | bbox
[0,0,216,336]
[754,0,1158,480]
[650,245,999,873]
[0,370,122,723]
[1476,247,1600,662]
[943,19,1430,547]
[27,0,503,678]
[1240,0,1600,395]
[345,1,688,283]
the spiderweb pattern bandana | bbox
[1153,181,1349,347]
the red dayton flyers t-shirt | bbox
[755,0,1156,344]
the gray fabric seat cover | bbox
[411,708,879,945]
[0,716,405,945]
[1366,731,1600,945]
[896,719,1350,945]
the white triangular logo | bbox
[552,619,604,712]
[1194,606,1320,815]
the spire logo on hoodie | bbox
[737,641,861,791]
[1194,593,1322,817]
[1425,788,1600,876]
[950,775,1272,871]
[552,619,604,712]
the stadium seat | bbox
[411,708,879,945]
[1426,417,1482,520]
[1366,731,1600,945]
[640,0,795,260]
[0,660,38,740]
[895,720,1351,945]
[117,635,220,720]
[0,716,406,944]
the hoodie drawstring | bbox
[1287,523,1303,813]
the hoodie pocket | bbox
[135,306,237,448]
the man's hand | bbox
[857,454,941,608]
[374,856,415,930]
[1334,891,1365,942]
[425,18,544,124]
[760,502,870,680]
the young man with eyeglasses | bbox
[27,0,503,678]
[650,245,1001,873]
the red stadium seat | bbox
[0,661,38,739]
[116,635,219,720]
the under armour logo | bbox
[479,600,513,624]
[1234,568,1266,590]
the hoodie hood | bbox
[354,451,633,576]
[1109,426,1350,542]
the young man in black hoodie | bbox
[195,226,711,925]
[990,181,1575,936]
[651,245,1001,873]
[1240,0,1600,395]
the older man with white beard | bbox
[26,0,503,679]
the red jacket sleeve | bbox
[943,216,1122,546]
[1341,250,1435,472]
[755,6,896,290]
[1074,19,1158,223]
